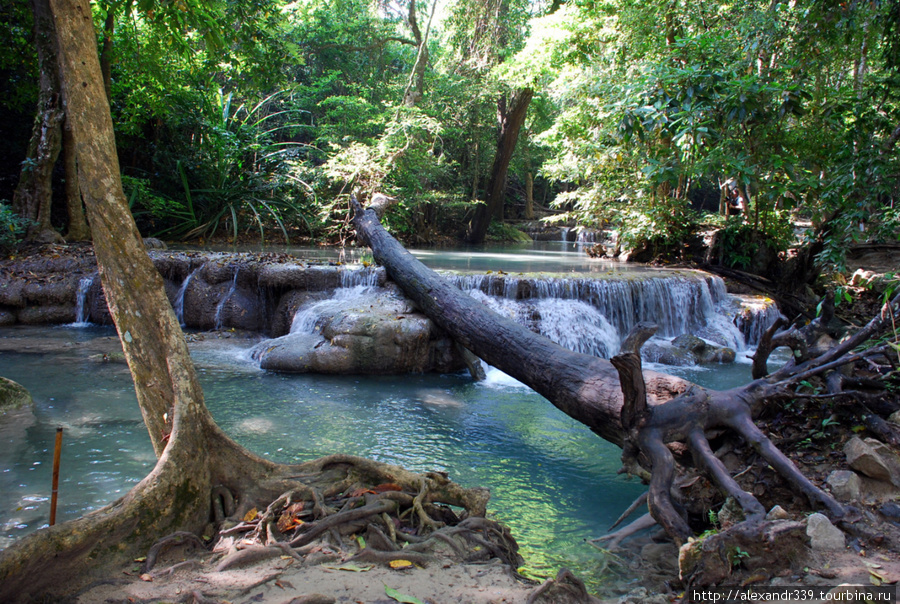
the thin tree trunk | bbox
[524,171,534,219]
[99,2,115,101]
[467,87,533,243]
[14,0,65,242]
[401,0,437,107]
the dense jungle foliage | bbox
[1,0,898,271]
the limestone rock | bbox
[643,335,736,366]
[826,470,861,501]
[889,410,900,427]
[766,505,790,520]
[252,288,464,375]
[844,436,900,486]
[806,513,844,551]
[0,376,33,413]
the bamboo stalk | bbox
[49,427,63,526]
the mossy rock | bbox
[0,376,34,414]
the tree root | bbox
[590,513,657,550]
[144,531,209,573]
[526,568,600,604]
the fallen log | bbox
[351,193,900,581]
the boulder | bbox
[826,470,862,502]
[0,376,33,413]
[252,287,464,375]
[642,341,696,366]
[643,335,736,366]
[844,436,900,486]
[806,513,844,551]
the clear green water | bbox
[0,324,760,586]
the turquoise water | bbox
[0,246,762,587]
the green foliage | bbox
[0,202,29,253]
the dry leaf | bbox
[374,483,402,493]
[139,573,153,582]
[243,507,259,522]
[389,559,414,570]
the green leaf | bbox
[324,563,373,572]
[385,586,425,604]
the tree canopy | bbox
[0,0,897,267]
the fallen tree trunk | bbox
[351,194,900,567]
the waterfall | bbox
[456,272,770,361]
[70,276,95,327]
[732,296,784,346]
[214,270,239,330]
[290,285,376,335]
[340,266,380,287]
[173,269,198,326]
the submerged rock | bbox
[0,376,33,413]
[643,334,736,367]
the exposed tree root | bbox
[144,531,209,573]
[526,568,601,604]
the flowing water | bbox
[0,242,777,588]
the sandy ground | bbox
[76,549,542,604]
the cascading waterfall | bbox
[214,269,239,330]
[70,276,95,327]
[452,272,763,363]
[173,268,199,326]
[340,266,380,288]
[289,268,380,335]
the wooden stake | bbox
[50,427,63,526]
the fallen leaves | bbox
[384,586,424,604]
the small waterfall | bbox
[340,266,380,288]
[576,230,598,244]
[71,276,95,327]
[173,268,199,326]
[214,270,239,330]
[534,299,620,358]
[290,285,376,335]
[733,296,784,346]
[560,227,572,242]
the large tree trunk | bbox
[13,0,65,243]
[467,87,533,243]
[0,3,492,601]
[61,116,91,241]
[352,195,899,574]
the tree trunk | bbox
[401,0,437,107]
[467,87,533,244]
[524,171,534,219]
[352,196,899,565]
[98,1,116,101]
[13,0,65,242]
[0,4,492,600]
[61,117,90,241]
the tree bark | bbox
[467,87,533,243]
[61,116,91,241]
[13,0,65,242]
[352,196,899,554]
